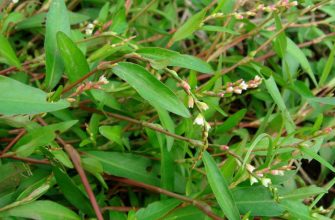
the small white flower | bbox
[271,170,284,176]
[188,96,194,108]
[246,11,256,16]
[233,87,242,94]
[254,75,261,81]
[197,101,209,111]
[226,86,234,93]
[277,170,284,176]
[250,176,258,185]
[99,75,109,84]
[204,121,211,132]
[246,164,255,173]
[93,20,99,25]
[256,173,264,177]
[261,178,272,187]
[194,114,205,126]
[87,23,94,29]
[234,13,244,20]
[12,0,18,3]
[290,1,298,6]
[257,4,265,10]
[239,81,248,90]
[85,28,93,35]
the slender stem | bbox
[62,58,123,94]
[79,105,202,146]
[1,155,50,164]
[0,129,26,155]
[79,105,243,162]
[36,117,104,220]
[128,0,157,24]
[101,206,139,213]
[110,176,224,220]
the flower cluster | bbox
[259,1,298,13]
[247,164,272,187]
[205,1,298,22]
[221,75,262,97]
[69,75,109,99]
[193,101,211,137]
[84,20,98,35]
[194,113,211,133]
[246,163,295,187]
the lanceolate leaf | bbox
[0,200,80,220]
[0,76,69,115]
[215,109,247,133]
[170,9,206,43]
[13,120,78,157]
[136,199,181,220]
[44,0,71,90]
[233,186,284,216]
[53,166,94,215]
[57,31,90,82]
[280,185,327,200]
[286,38,317,86]
[203,151,240,220]
[86,151,160,186]
[301,147,335,173]
[111,62,190,118]
[0,34,21,68]
[137,47,213,73]
[273,14,287,58]
[264,76,295,133]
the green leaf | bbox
[13,120,77,157]
[57,31,90,83]
[86,151,160,186]
[319,43,335,86]
[0,163,25,194]
[301,147,335,173]
[201,25,238,35]
[53,166,94,215]
[170,9,206,43]
[242,133,271,168]
[286,37,317,86]
[112,62,190,118]
[0,34,21,68]
[215,109,247,133]
[82,157,108,189]
[99,125,123,146]
[203,151,240,220]
[98,2,110,23]
[233,186,284,216]
[264,76,295,133]
[280,185,327,200]
[164,205,206,220]
[16,12,89,30]
[0,76,69,115]
[273,14,287,58]
[136,199,181,220]
[280,200,314,220]
[155,106,175,151]
[0,200,80,220]
[307,97,335,105]
[44,0,71,90]
[136,47,213,73]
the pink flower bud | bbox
[220,145,229,151]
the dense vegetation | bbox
[0,0,334,219]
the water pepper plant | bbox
[0,0,334,219]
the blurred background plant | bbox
[0,0,334,219]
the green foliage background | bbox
[0,0,334,219]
